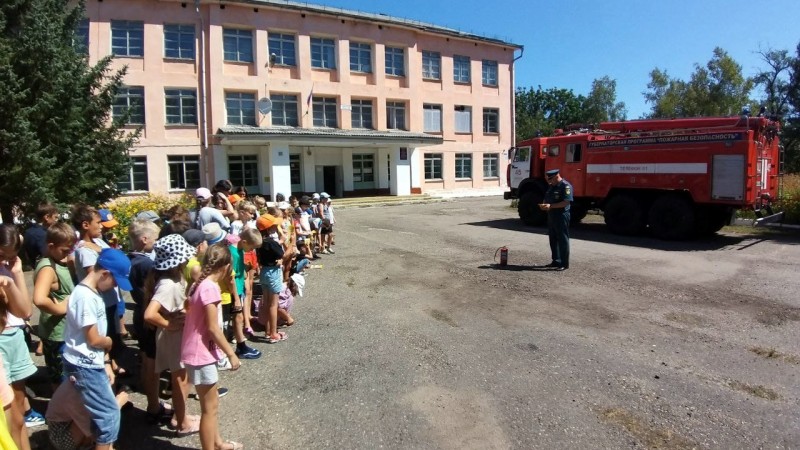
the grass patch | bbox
[599,407,697,450]
[749,346,800,365]
[728,380,780,401]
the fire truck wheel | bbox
[518,191,547,226]
[604,194,645,235]
[648,195,695,240]
[695,207,728,236]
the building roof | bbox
[217,126,444,146]
[223,0,523,49]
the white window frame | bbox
[113,86,145,125]
[311,37,336,69]
[164,24,195,60]
[386,101,406,130]
[453,55,471,83]
[228,154,259,188]
[111,20,143,57]
[165,89,197,125]
[352,154,375,183]
[312,96,338,127]
[422,50,441,80]
[482,59,498,86]
[268,32,296,66]
[483,153,499,178]
[351,99,373,129]
[424,153,443,180]
[455,153,472,179]
[118,156,148,192]
[167,155,201,190]
[225,92,256,126]
[349,42,372,73]
[385,46,405,76]
[454,106,472,133]
[270,94,299,127]
[483,108,499,134]
[223,28,253,63]
[423,104,442,133]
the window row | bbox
[94,21,500,86]
[113,87,197,125]
[118,155,265,192]
[423,153,500,180]
[423,104,500,134]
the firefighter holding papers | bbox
[539,169,573,271]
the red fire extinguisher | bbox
[494,246,509,266]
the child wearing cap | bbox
[229,229,262,359]
[99,208,130,340]
[317,193,335,255]
[63,248,132,450]
[144,234,198,436]
[256,214,287,343]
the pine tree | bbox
[0,0,138,223]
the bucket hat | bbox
[153,234,196,271]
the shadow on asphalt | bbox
[462,218,800,251]
[477,264,559,272]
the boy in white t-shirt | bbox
[63,248,132,450]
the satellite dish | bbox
[257,98,273,115]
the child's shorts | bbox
[260,266,283,294]
[186,363,218,386]
[48,421,83,450]
[0,327,37,384]
[63,362,120,445]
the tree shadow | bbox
[462,218,800,251]
[477,263,561,272]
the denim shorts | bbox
[63,361,120,445]
[260,266,283,294]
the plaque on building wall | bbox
[400,148,408,160]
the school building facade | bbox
[83,0,523,198]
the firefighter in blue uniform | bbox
[539,169,573,271]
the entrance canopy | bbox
[216,126,443,147]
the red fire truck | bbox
[504,115,783,239]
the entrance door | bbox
[323,166,337,195]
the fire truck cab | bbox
[505,115,783,240]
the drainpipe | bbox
[509,46,524,187]
[195,0,210,185]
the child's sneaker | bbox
[217,356,232,371]
[235,344,262,360]
[24,409,45,428]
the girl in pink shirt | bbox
[181,243,242,450]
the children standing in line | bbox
[144,234,198,436]
[256,215,286,343]
[182,244,242,450]
[229,229,261,359]
[62,248,132,450]
[0,224,38,449]
[32,223,77,387]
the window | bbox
[289,154,301,186]
[74,18,89,53]
[271,94,298,126]
[168,155,200,190]
[386,101,406,130]
[225,92,256,126]
[566,143,582,162]
[422,51,441,80]
[223,28,253,63]
[453,55,471,83]
[268,33,296,66]
[423,104,442,133]
[352,154,374,183]
[113,86,145,125]
[349,42,372,73]
[165,89,197,125]
[424,153,443,180]
[164,24,195,59]
[483,108,499,133]
[385,46,405,76]
[482,59,498,86]
[311,37,336,69]
[312,96,337,127]
[455,153,472,179]
[454,106,472,133]
[111,20,143,57]
[548,145,560,157]
[483,153,499,178]
[117,156,148,192]
[351,99,373,129]
[228,155,259,187]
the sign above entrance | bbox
[400,148,408,160]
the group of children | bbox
[0,183,338,450]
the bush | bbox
[105,193,194,250]
[777,173,800,224]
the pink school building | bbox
[83,0,523,198]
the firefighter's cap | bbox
[546,169,560,178]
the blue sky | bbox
[308,0,800,119]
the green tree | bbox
[0,0,138,223]
[644,47,755,118]
[782,43,800,173]
[583,76,627,123]
[515,85,586,141]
